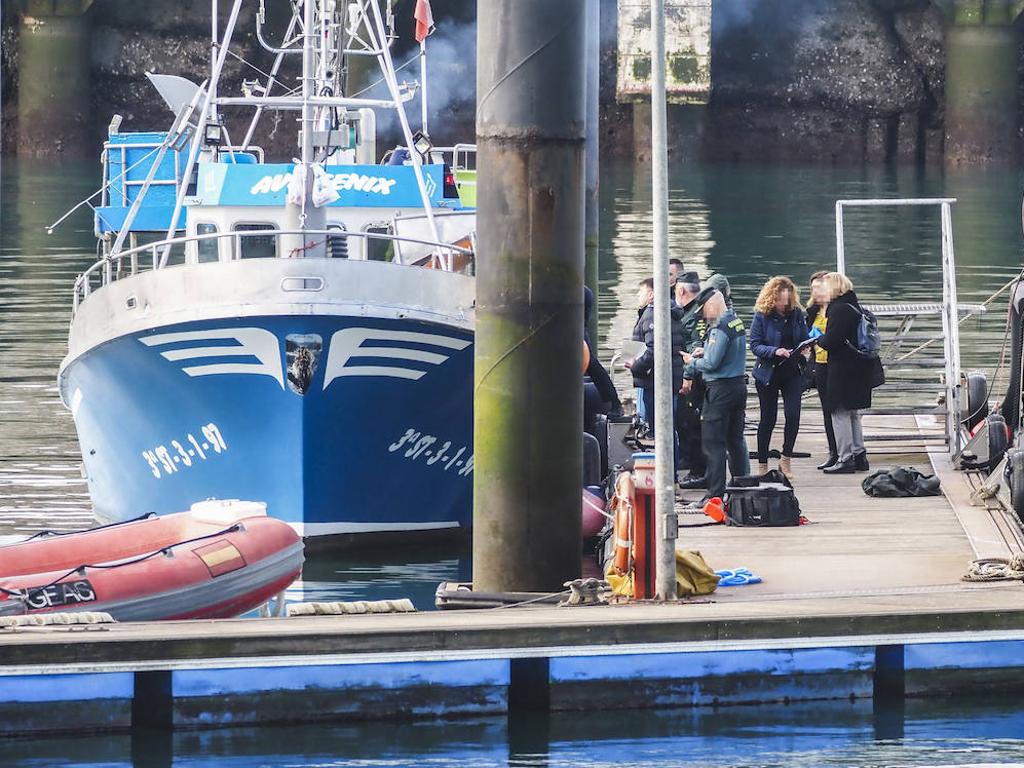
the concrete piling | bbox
[936,0,1023,164]
[473,0,586,593]
[585,0,601,344]
[16,0,93,157]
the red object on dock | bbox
[633,485,657,600]
[703,496,725,523]
[0,501,303,621]
[582,487,606,539]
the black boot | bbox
[678,474,707,490]
[853,451,869,472]
[823,457,857,474]
[817,454,839,471]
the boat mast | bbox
[280,0,328,257]
[301,0,314,170]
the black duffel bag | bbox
[725,482,802,527]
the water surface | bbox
[5,698,1024,767]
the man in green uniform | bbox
[682,291,750,502]
[675,272,712,488]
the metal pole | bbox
[160,0,244,267]
[474,0,586,593]
[651,0,676,601]
[835,201,845,274]
[110,92,204,256]
[941,201,963,453]
[366,0,442,252]
[301,0,315,169]
[420,39,429,134]
[584,0,601,343]
[242,11,302,151]
[211,0,219,124]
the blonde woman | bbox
[807,271,838,469]
[815,272,872,474]
[749,276,809,477]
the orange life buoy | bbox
[611,473,635,574]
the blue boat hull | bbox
[61,315,474,538]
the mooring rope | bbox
[962,555,1024,582]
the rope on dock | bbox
[0,612,115,628]
[286,599,417,616]
[962,556,1024,582]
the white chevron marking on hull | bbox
[140,328,284,388]
[322,328,471,388]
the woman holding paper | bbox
[749,276,809,477]
[806,271,839,470]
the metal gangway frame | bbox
[835,198,985,455]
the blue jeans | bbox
[641,387,680,471]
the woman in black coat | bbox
[815,273,872,474]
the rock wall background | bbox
[0,0,1018,163]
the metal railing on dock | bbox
[836,198,976,454]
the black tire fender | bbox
[964,371,989,431]
[988,413,1010,472]
[1006,448,1024,523]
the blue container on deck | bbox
[95,132,186,235]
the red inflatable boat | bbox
[0,500,303,621]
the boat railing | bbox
[433,144,477,173]
[72,229,474,314]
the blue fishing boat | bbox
[55,0,478,543]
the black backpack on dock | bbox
[725,470,802,527]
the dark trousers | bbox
[675,378,706,475]
[755,370,804,462]
[642,387,680,471]
[702,376,750,500]
[585,336,621,409]
[814,363,837,456]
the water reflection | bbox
[0,159,97,535]
[2,159,1023,598]
[5,697,1024,766]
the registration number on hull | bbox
[22,579,97,611]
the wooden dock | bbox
[4,408,1024,733]
[673,409,1020,598]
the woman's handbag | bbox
[868,355,886,389]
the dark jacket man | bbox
[631,302,687,392]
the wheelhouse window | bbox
[364,223,394,262]
[327,224,348,259]
[196,223,220,263]
[233,223,278,260]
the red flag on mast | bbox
[414,0,434,43]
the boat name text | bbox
[249,172,399,197]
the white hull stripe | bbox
[322,328,471,388]
[140,328,284,388]
[289,521,461,537]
